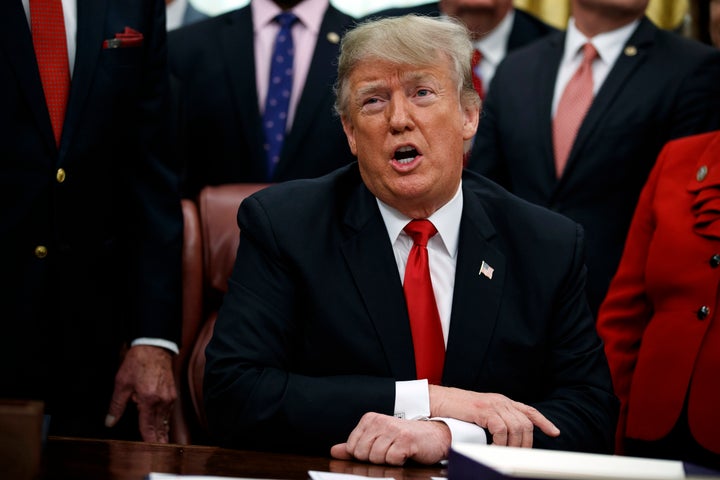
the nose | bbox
[387,95,415,133]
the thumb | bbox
[105,386,132,428]
[330,443,353,460]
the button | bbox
[56,168,66,183]
[326,31,340,44]
[697,165,708,182]
[34,245,48,259]
[624,45,637,56]
[711,254,720,268]
[697,306,710,320]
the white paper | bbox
[308,471,394,480]
[451,443,686,480]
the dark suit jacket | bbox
[468,17,720,317]
[205,163,618,455]
[363,3,557,54]
[0,0,182,436]
[168,4,357,197]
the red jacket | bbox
[597,131,720,454]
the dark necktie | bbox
[553,43,598,178]
[31,0,70,147]
[403,220,445,385]
[262,12,297,180]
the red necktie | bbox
[31,0,70,147]
[471,49,484,99]
[553,43,598,178]
[403,220,445,385]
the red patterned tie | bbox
[31,0,70,147]
[403,220,445,385]
[471,49,484,99]
[553,43,598,178]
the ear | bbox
[341,116,358,156]
[461,101,480,142]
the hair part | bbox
[334,14,480,118]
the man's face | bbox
[711,0,720,48]
[440,0,514,38]
[341,57,479,219]
[574,0,649,19]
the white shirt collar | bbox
[252,0,328,35]
[376,183,463,259]
[563,17,640,67]
[475,9,515,68]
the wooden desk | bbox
[40,437,446,480]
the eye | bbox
[416,88,432,97]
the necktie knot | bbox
[404,220,437,248]
[275,11,297,29]
[581,42,599,65]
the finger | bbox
[486,415,508,446]
[105,385,133,428]
[522,404,560,437]
[330,443,353,460]
[368,434,394,465]
[384,441,411,466]
[137,401,161,443]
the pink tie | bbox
[471,49,484,99]
[553,43,598,178]
[31,0,70,147]
[403,220,445,385]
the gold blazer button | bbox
[34,245,48,259]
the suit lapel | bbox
[562,18,653,180]
[443,183,506,388]
[536,34,565,197]
[0,1,55,150]
[221,8,266,177]
[340,185,417,381]
[278,6,345,176]
[62,0,108,155]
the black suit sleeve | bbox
[204,194,395,454]
[529,223,618,453]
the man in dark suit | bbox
[0,0,182,442]
[168,0,357,197]
[467,0,720,317]
[204,15,617,465]
[364,0,557,97]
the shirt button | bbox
[697,306,710,320]
[34,245,48,259]
[56,168,66,183]
[710,254,720,268]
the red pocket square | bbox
[102,27,143,49]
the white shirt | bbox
[377,183,487,446]
[252,0,328,130]
[21,0,177,354]
[166,0,189,31]
[552,17,640,116]
[473,9,515,93]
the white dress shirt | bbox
[552,17,640,116]
[473,9,515,93]
[377,183,487,446]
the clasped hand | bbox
[331,385,560,465]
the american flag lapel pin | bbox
[479,260,494,280]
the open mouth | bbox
[394,145,420,165]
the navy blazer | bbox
[168,4,357,196]
[0,0,182,433]
[468,18,720,316]
[363,2,557,54]
[205,163,617,455]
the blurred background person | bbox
[169,0,356,198]
[167,0,209,31]
[596,129,720,470]
[364,0,557,100]
[0,0,182,442]
[467,0,720,318]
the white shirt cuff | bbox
[433,417,488,445]
[130,337,179,355]
[394,379,430,419]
